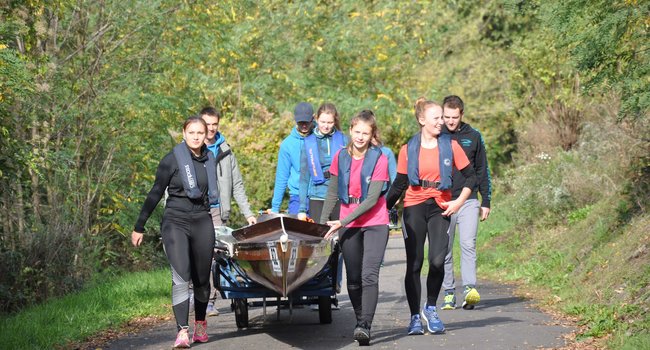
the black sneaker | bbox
[353,326,370,346]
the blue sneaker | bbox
[407,314,424,335]
[421,304,445,333]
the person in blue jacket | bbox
[271,102,314,214]
[376,141,398,227]
[297,102,348,222]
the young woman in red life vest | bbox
[385,97,476,335]
[320,110,390,346]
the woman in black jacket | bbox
[131,116,218,348]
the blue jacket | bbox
[380,145,397,184]
[271,127,308,212]
[298,129,348,212]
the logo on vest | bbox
[365,175,372,184]
[444,158,452,167]
[184,164,196,188]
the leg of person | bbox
[421,201,450,334]
[330,201,343,304]
[160,209,193,348]
[189,211,215,343]
[402,202,429,335]
[207,207,223,317]
[441,211,459,310]
[457,199,481,310]
[309,199,324,222]
[208,207,224,314]
[339,227,364,323]
[355,225,389,345]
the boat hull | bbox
[230,216,332,297]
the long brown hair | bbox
[316,102,341,131]
[346,110,380,155]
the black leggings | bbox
[339,224,389,328]
[161,208,215,330]
[402,199,450,315]
[309,199,340,222]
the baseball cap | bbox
[294,102,314,123]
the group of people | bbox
[131,95,491,348]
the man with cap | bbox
[270,102,314,214]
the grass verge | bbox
[0,269,170,349]
[475,197,649,349]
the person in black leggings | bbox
[131,116,217,348]
[320,110,390,346]
[386,97,476,336]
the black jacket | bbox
[134,146,212,232]
[448,122,492,208]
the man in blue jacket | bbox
[271,102,314,214]
[440,95,492,311]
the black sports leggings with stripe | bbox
[161,207,215,331]
[402,199,450,316]
[339,224,389,328]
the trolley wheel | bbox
[318,296,332,324]
[234,298,249,328]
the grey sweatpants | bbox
[209,207,224,302]
[442,199,480,290]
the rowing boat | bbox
[222,214,332,297]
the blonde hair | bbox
[414,96,440,127]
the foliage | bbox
[0,269,169,349]
[477,107,649,348]
[0,6,648,350]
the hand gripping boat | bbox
[214,213,340,327]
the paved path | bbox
[105,235,573,349]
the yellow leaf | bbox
[350,12,360,18]
[250,62,258,69]
[175,26,183,31]
[0,44,6,50]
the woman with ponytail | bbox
[386,98,476,335]
[131,116,217,348]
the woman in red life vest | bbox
[386,98,476,335]
[320,110,390,346]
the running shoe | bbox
[353,325,370,346]
[407,314,424,335]
[441,291,456,310]
[462,285,480,310]
[421,304,445,334]
[173,328,190,348]
[192,320,208,343]
[206,302,219,316]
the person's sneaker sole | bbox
[463,288,480,310]
[461,301,475,310]
[420,311,446,334]
[353,327,370,346]
[408,328,424,335]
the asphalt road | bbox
[104,235,573,349]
